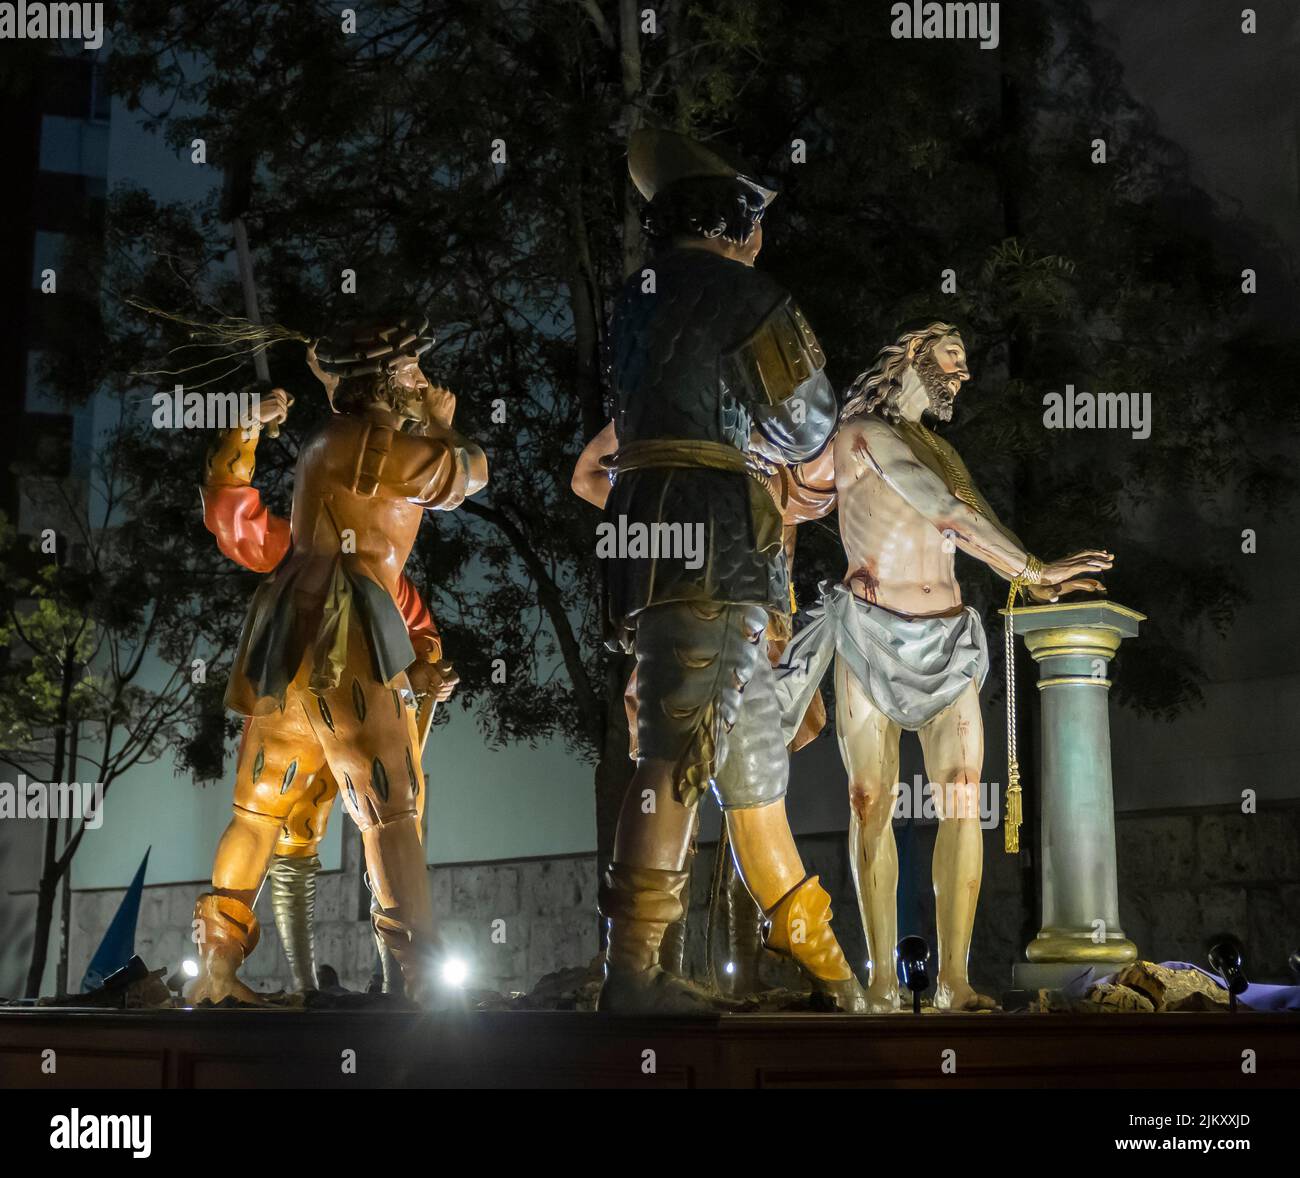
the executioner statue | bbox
[189,315,486,1005]
[775,321,1114,1011]
[574,426,836,998]
[588,128,865,1013]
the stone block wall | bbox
[65,852,600,998]
[53,801,1299,1000]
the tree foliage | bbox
[28,0,1297,817]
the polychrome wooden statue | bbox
[775,321,1112,1010]
[189,316,483,1005]
[578,130,864,1013]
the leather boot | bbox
[268,853,320,992]
[708,842,765,999]
[764,875,868,1012]
[188,893,265,1004]
[364,815,440,1006]
[598,863,738,1013]
[659,836,696,977]
[369,883,405,997]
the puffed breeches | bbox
[632,600,788,810]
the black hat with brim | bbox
[628,128,777,207]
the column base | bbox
[1015,927,1139,992]
[1012,960,1132,992]
[1025,927,1138,965]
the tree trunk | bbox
[593,655,633,874]
[55,812,73,996]
[55,718,80,995]
[563,174,607,439]
[24,657,74,998]
[25,873,58,999]
[618,0,644,278]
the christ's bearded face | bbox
[913,333,970,422]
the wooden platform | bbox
[2,1007,1299,1088]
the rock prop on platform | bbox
[1113,961,1230,1010]
[1028,961,1230,1013]
[34,966,173,1010]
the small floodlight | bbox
[897,935,931,1015]
[1207,934,1248,1013]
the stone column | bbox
[1006,601,1145,991]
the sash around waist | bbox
[603,438,784,553]
[603,438,784,510]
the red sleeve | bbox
[201,485,291,574]
[394,573,442,660]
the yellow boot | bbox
[764,875,868,1013]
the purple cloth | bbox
[1155,961,1300,1012]
[1071,960,1300,1011]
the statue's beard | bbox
[914,350,957,422]
[385,374,436,434]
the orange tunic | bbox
[202,417,479,714]
[202,474,442,661]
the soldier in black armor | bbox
[591,129,866,1013]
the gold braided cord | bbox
[1004,578,1023,853]
[1003,556,1041,853]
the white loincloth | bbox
[773,581,989,739]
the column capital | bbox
[1000,601,1144,666]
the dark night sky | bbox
[1091,0,1299,262]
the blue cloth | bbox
[80,847,150,992]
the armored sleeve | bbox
[722,296,836,463]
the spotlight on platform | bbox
[1289,949,1300,984]
[441,956,469,988]
[897,935,931,1015]
[86,954,150,1008]
[165,959,200,995]
[1207,934,1248,1013]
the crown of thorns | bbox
[313,314,434,379]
